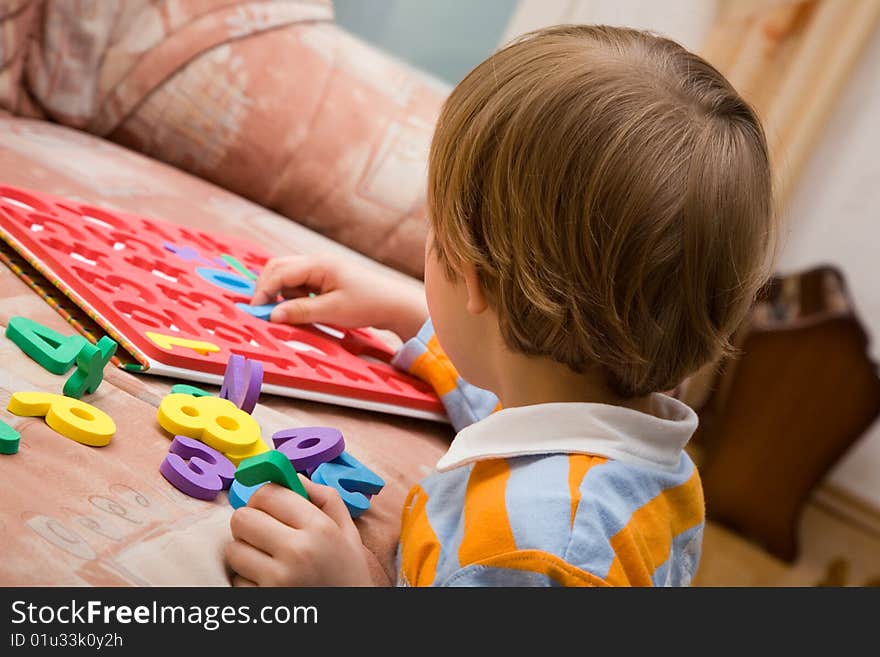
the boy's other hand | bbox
[225,478,375,587]
[251,254,428,341]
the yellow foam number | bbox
[157,393,266,463]
[7,392,115,447]
[145,332,220,356]
[226,437,270,466]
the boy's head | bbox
[424,24,775,399]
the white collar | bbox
[435,393,698,473]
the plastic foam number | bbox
[63,336,117,399]
[170,383,213,397]
[5,317,88,375]
[7,392,115,446]
[311,452,384,518]
[157,393,267,465]
[228,479,266,509]
[145,332,220,356]
[219,354,263,413]
[220,254,258,281]
[235,450,309,501]
[0,418,20,454]
[160,435,236,501]
[195,268,256,296]
[272,426,344,473]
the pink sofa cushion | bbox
[11,0,447,277]
[0,0,40,116]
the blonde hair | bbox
[428,24,775,397]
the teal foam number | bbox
[5,317,88,375]
[228,480,266,509]
[170,384,213,397]
[234,450,309,501]
[311,452,384,518]
[0,418,20,455]
[63,336,118,399]
[220,254,258,281]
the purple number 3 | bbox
[160,435,236,500]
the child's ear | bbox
[462,263,489,315]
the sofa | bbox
[5,0,873,588]
[0,0,453,585]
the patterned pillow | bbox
[0,0,40,116]
[18,0,447,277]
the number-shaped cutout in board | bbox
[0,185,445,418]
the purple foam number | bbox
[272,427,345,473]
[159,435,236,500]
[219,354,263,413]
[163,242,214,266]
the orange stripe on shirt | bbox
[605,468,704,586]
[568,455,605,527]
[408,336,460,397]
[458,460,517,566]
[398,485,442,586]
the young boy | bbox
[224,24,774,587]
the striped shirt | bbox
[392,319,705,587]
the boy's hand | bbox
[225,478,375,587]
[251,254,428,341]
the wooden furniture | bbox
[701,0,880,204]
[690,266,880,561]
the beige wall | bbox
[778,25,880,518]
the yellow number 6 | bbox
[7,392,116,447]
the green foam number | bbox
[0,418,19,455]
[5,317,88,375]
[234,450,309,501]
[170,384,214,397]
[63,336,118,399]
[220,254,258,282]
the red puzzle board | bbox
[0,185,445,421]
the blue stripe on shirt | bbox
[505,454,572,556]
[420,464,473,575]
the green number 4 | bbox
[5,317,88,375]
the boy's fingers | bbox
[251,256,326,306]
[224,539,276,585]
[229,506,294,557]
[300,477,354,531]
[279,285,311,301]
[232,575,257,587]
[247,482,323,530]
[270,291,344,325]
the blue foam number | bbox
[310,452,384,518]
[228,479,267,509]
[196,268,256,296]
[235,302,279,321]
